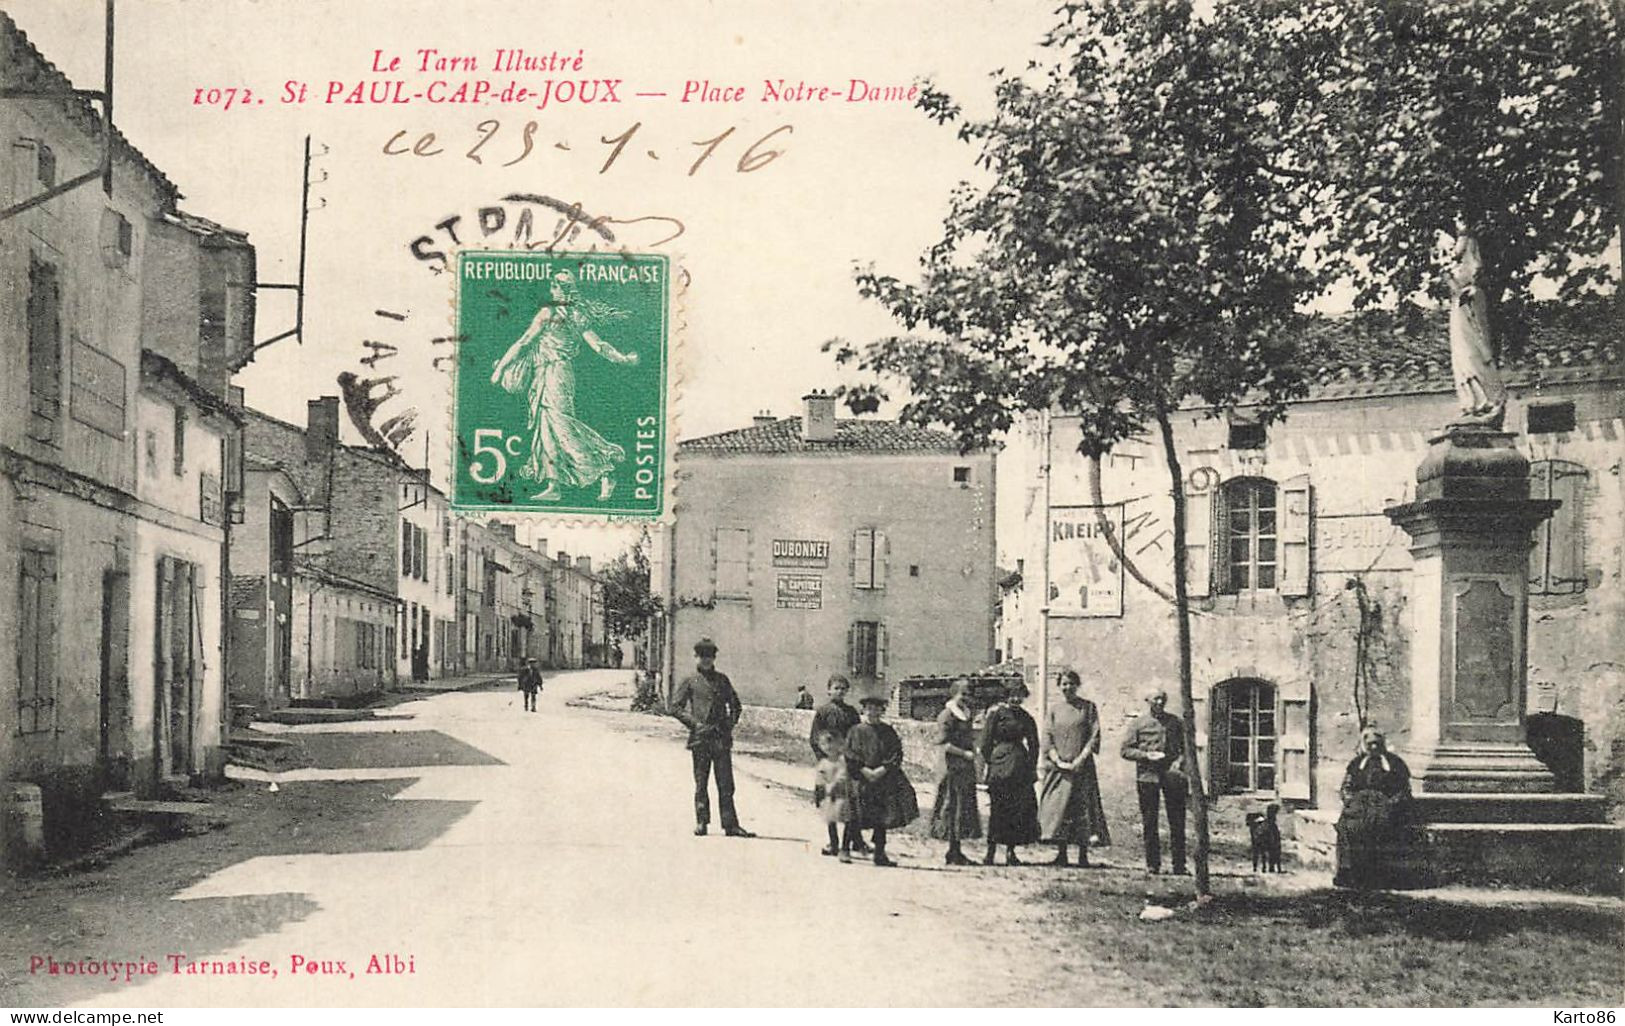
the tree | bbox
[602,529,660,645]
[1273,0,1619,369]
[836,0,1327,897]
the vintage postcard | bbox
[0,0,1620,1013]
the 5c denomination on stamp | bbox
[452,250,669,517]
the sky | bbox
[6,0,1058,562]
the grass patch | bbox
[1027,878,1624,1006]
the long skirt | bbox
[1037,762,1112,846]
[855,772,920,831]
[986,778,1041,845]
[1334,791,1421,889]
[928,766,982,841]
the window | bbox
[399,606,408,658]
[18,546,59,734]
[1228,420,1266,450]
[1530,459,1588,596]
[270,499,294,579]
[413,525,428,581]
[714,527,750,598]
[953,466,971,483]
[27,255,63,442]
[852,528,888,589]
[446,553,455,595]
[848,620,887,680]
[1218,679,1277,793]
[1217,478,1277,593]
[172,407,187,475]
[402,521,414,576]
[1528,402,1576,435]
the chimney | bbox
[533,537,548,557]
[305,396,339,460]
[557,550,569,566]
[752,409,776,427]
[801,390,837,442]
[576,555,592,575]
[490,521,517,541]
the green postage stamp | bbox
[452,250,669,517]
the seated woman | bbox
[1334,727,1422,889]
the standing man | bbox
[1120,690,1188,875]
[809,674,870,856]
[517,657,543,713]
[670,638,755,838]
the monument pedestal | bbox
[1383,426,1624,893]
[1385,425,1557,794]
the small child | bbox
[813,730,856,863]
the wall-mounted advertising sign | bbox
[771,539,830,569]
[776,573,824,610]
[1048,505,1125,618]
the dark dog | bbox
[1246,804,1283,872]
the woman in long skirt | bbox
[1038,670,1112,867]
[1334,727,1421,889]
[845,696,919,867]
[929,678,981,866]
[980,680,1041,866]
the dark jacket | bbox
[517,666,543,692]
[809,700,860,758]
[671,668,743,750]
[1120,709,1186,784]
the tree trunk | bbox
[1156,406,1211,897]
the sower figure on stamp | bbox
[670,638,755,838]
[517,657,543,713]
[1120,690,1188,875]
[809,674,871,856]
[490,269,640,503]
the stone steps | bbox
[1415,792,1610,824]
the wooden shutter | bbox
[876,623,889,680]
[1548,461,1587,595]
[1528,461,1552,592]
[1278,689,1312,801]
[846,624,857,674]
[1184,479,1213,599]
[1208,684,1231,795]
[1278,475,1313,597]
[402,520,413,575]
[874,531,889,589]
[853,529,873,589]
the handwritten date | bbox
[382,121,792,176]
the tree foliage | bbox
[602,530,659,643]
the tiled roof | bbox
[1297,299,1620,392]
[1,11,180,203]
[680,417,969,455]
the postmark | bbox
[451,249,669,516]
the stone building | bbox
[1003,305,1623,824]
[662,391,999,706]
[1,10,254,858]
[397,479,455,682]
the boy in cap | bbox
[670,638,755,838]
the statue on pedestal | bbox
[1447,234,1507,429]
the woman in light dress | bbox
[491,269,639,501]
[1037,670,1112,867]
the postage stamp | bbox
[451,249,669,517]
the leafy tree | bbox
[836,0,1327,896]
[1266,0,1619,370]
[602,529,660,645]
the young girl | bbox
[813,730,856,862]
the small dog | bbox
[1246,804,1283,873]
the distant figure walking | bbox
[517,658,543,713]
[670,638,755,838]
[980,680,1040,866]
[929,678,982,866]
[1038,670,1111,867]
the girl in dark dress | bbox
[1334,727,1421,889]
[980,681,1041,866]
[929,678,982,866]
[845,696,919,867]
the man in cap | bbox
[1120,690,1188,874]
[517,658,543,713]
[670,638,755,837]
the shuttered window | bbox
[1529,459,1588,596]
[848,620,888,680]
[27,255,63,442]
[852,528,889,590]
[1218,478,1277,592]
[18,547,59,734]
